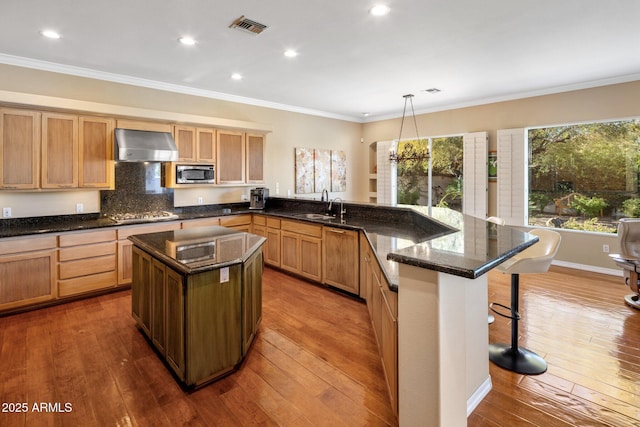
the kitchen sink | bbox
[295,213,336,220]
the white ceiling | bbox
[1,0,640,122]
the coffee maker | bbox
[250,187,269,210]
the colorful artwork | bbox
[330,149,347,192]
[295,147,314,194]
[314,149,331,193]
[488,151,497,181]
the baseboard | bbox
[467,375,492,417]
[552,260,622,277]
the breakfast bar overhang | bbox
[387,215,538,426]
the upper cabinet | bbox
[174,125,196,162]
[196,128,216,163]
[217,130,246,184]
[79,116,114,189]
[41,112,79,189]
[246,133,265,184]
[0,109,41,189]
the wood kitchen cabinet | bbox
[196,128,216,163]
[174,125,196,161]
[254,215,281,267]
[322,226,359,294]
[242,249,263,353]
[79,116,114,189]
[281,219,322,282]
[41,112,79,189]
[0,108,40,189]
[217,130,245,184]
[0,235,57,312]
[220,214,252,232]
[360,233,398,415]
[246,133,265,183]
[58,229,117,297]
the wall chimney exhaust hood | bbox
[115,128,179,162]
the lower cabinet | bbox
[0,235,57,312]
[322,227,359,294]
[281,220,322,282]
[361,233,398,415]
[58,229,117,297]
[132,244,263,388]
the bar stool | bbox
[610,218,640,310]
[489,228,561,374]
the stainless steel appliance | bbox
[176,164,215,184]
[114,128,179,162]
[250,187,269,210]
[108,210,179,224]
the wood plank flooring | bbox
[471,266,640,427]
[0,265,638,426]
[0,268,395,426]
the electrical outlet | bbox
[76,203,84,214]
[603,244,610,253]
[197,196,204,205]
[2,207,11,218]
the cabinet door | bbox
[42,112,78,188]
[217,130,245,184]
[322,227,359,294]
[131,246,152,335]
[117,240,133,285]
[0,249,56,312]
[0,109,40,189]
[196,128,216,163]
[79,116,114,189]
[242,250,263,354]
[151,259,166,355]
[265,228,281,267]
[381,292,398,414]
[280,231,299,273]
[246,133,264,183]
[175,126,196,161]
[300,235,322,282]
[165,267,185,380]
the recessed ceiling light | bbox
[363,113,370,117]
[40,30,61,39]
[231,73,243,80]
[179,36,196,46]
[369,4,390,16]
[284,49,298,58]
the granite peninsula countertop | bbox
[0,197,537,292]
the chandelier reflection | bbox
[389,94,430,163]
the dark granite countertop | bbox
[0,197,536,292]
[128,226,265,275]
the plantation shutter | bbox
[462,131,488,218]
[497,128,527,226]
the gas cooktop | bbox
[108,211,179,224]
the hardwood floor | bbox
[0,268,395,427]
[471,266,640,427]
[0,265,638,426]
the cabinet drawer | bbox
[252,215,266,226]
[59,229,116,247]
[58,270,117,297]
[59,241,116,262]
[117,222,180,240]
[182,217,220,229]
[220,214,252,227]
[281,220,322,238]
[266,217,281,229]
[0,235,57,256]
[59,254,116,279]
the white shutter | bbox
[462,131,488,218]
[497,128,527,226]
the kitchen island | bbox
[128,226,265,388]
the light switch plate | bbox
[220,267,229,283]
[2,207,11,218]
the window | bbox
[528,119,640,233]
[396,136,463,211]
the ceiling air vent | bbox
[229,16,268,35]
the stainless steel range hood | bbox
[114,128,179,162]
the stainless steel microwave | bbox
[176,164,215,184]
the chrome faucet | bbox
[328,197,346,220]
[321,188,329,202]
